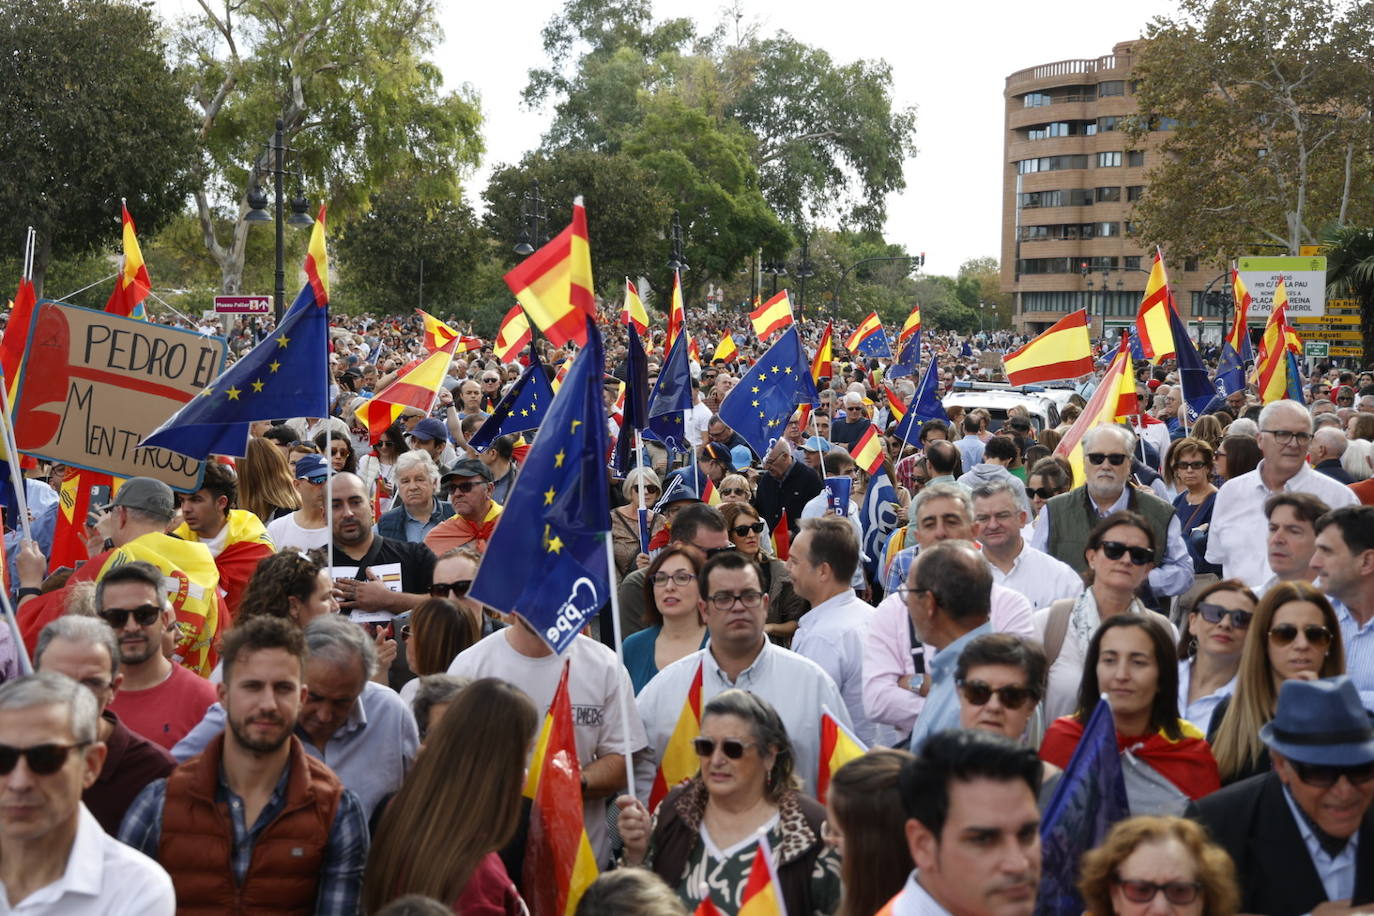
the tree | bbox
[1129,0,1374,259]
[0,0,196,294]
[915,276,978,334]
[1321,224,1374,358]
[172,0,483,293]
[956,257,1013,330]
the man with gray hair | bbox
[1309,426,1355,484]
[171,614,418,819]
[0,672,174,912]
[1031,424,1194,600]
[375,449,454,544]
[1208,400,1358,587]
[971,479,1082,611]
[34,616,175,835]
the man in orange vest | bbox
[118,616,368,914]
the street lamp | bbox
[246,118,314,324]
[666,211,689,273]
[762,258,787,296]
[513,180,549,257]
[831,252,924,319]
[794,234,815,312]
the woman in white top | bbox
[1174,579,1255,733]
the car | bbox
[942,382,1061,432]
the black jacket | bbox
[753,460,822,534]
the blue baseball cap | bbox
[408,417,449,444]
[293,454,332,483]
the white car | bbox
[942,382,1062,432]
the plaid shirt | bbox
[119,758,368,916]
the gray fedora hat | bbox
[1259,676,1374,767]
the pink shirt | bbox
[109,663,219,751]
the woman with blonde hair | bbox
[237,436,300,524]
[1078,815,1239,915]
[611,467,661,580]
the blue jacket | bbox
[376,497,455,543]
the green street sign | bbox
[1304,341,1329,358]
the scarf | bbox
[1068,588,1149,650]
[1041,717,1221,801]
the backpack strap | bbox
[1043,598,1075,669]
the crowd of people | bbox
[0,302,1372,915]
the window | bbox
[1017,258,1077,275]
[1023,291,1082,312]
[1096,222,1121,237]
[1126,150,1145,167]
[1095,186,1122,202]
[1068,189,1094,206]
[1022,92,1052,108]
[1097,151,1122,168]
[1126,185,1145,201]
[1098,80,1126,97]
[1183,257,1200,272]
[1082,256,1119,271]
[1027,122,1074,140]
[1019,190,1062,209]
[1155,117,1179,131]
[1124,256,1142,270]
[1124,221,1139,235]
[1097,116,1123,132]
[1017,155,1089,174]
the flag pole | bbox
[603,537,636,799]
[0,586,32,676]
[635,430,649,555]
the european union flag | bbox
[1285,350,1305,403]
[855,326,892,358]
[889,328,921,378]
[468,319,610,654]
[1128,331,1147,363]
[140,283,328,459]
[717,326,818,458]
[1036,698,1128,916]
[643,332,693,453]
[1166,305,1214,422]
[891,358,943,442]
[468,350,555,452]
[613,325,651,474]
[1214,342,1245,397]
[960,339,973,358]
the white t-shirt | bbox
[448,632,647,863]
[266,513,329,553]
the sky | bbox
[160,0,1180,277]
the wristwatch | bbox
[907,673,925,694]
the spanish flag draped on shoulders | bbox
[173,508,274,621]
[1040,715,1220,801]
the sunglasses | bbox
[430,580,473,599]
[450,480,486,494]
[692,737,755,759]
[957,679,1034,710]
[1195,602,1252,628]
[1268,623,1332,648]
[98,604,162,628]
[1111,877,1202,906]
[1290,758,1374,789]
[0,742,90,776]
[1086,452,1129,467]
[1025,486,1060,501]
[1174,459,1209,471]
[720,488,749,498]
[732,522,766,537]
[705,545,737,558]
[1099,541,1153,566]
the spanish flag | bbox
[1002,310,1094,385]
[354,339,458,444]
[1228,269,1254,362]
[650,658,704,810]
[1134,249,1175,363]
[851,424,885,476]
[417,309,460,352]
[898,303,922,346]
[817,708,867,804]
[304,205,330,306]
[713,332,739,364]
[811,321,833,384]
[1053,332,1138,485]
[552,353,575,393]
[750,290,794,341]
[1256,277,1303,404]
[884,386,907,424]
[524,661,598,916]
[505,197,597,348]
[494,305,532,363]
[770,510,791,561]
[104,202,152,319]
[622,278,649,336]
[667,269,686,352]
[737,837,786,916]
[845,312,883,353]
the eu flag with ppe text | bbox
[717,326,819,458]
[468,320,610,653]
[468,349,555,452]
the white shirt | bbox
[888,870,956,916]
[791,589,878,744]
[449,632,647,862]
[686,403,713,447]
[0,804,174,915]
[635,639,850,802]
[1332,598,1374,712]
[1282,783,1357,902]
[985,543,1084,611]
[1176,657,1235,733]
[1206,461,1359,587]
[265,513,330,552]
[800,492,867,589]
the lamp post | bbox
[795,234,815,313]
[832,252,924,319]
[513,180,549,256]
[762,258,787,296]
[245,118,314,324]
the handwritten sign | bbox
[12,301,227,491]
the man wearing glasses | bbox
[1207,400,1357,588]
[423,459,503,556]
[971,480,1081,612]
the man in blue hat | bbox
[1188,676,1374,914]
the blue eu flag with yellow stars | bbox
[468,349,555,452]
[717,326,818,458]
[891,358,943,442]
[468,319,611,654]
[643,332,693,453]
[140,281,328,459]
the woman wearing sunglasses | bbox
[1042,615,1220,814]
[1164,437,1222,576]
[1078,815,1239,916]
[717,473,753,504]
[720,502,808,647]
[397,597,479,707]
[617,689,841,914]
[1175,580,1256,733]
[611,468,662,582]
[1208,580,1344,785]
[621,546,709,694]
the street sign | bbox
[1295,330,1362,341]
[1304,341,1329,358]
[1327,298,1360,312]
[1330,346,1365,357]
[1292,314,1360,325]
[1237,256,1327,317]
[213,295,271,314]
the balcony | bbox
[1006,52,1133,90]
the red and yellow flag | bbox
[817,708,867,804]
[883,386,907,424]
[1002,310,1094,385]
[1054,333,1137,485]
[1134,249,1175,363]
[1228,269,1252,353]
[505,197,596,348]
[770,510,791,561]
[702,477,720,506]
[898,303,922,346]
[712,332,739,364]
[650,658,704,810]
[688,335,701,367]
[103,203,152,319]
[1256,277,1302,404]
[552,353,575,393]
[667,269,686,352]
[304,205,330,306]
[494,305,533,363]
[354,339,458,444]
[1,278,36,404]
[622,279,649,336]
[845,312,883,353]
[750,290,794,341]
[417,309,460,352]
[693,901,723,916]
[811,321,833,384]
[851,424,885,476]
[737,837,786,916]
[523,661,598,916]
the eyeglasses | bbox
[731,522,765,537]
[1086,452,1129,467]
[429,580,472,599]
[704,545,737,558]
[399,624,412,640]
[1111,877,1202,906]
[1262,429,1312,446]
[912,476,930,487]
[957,679,1034,710]
[1099,541,1153,566]
[635,485,662,495]
[1025,486,1059,501]
[1174,459,1209,471]
[692,737,755,759]
[450,480,486,494]
[0,742,90,776]
[720,488,750,498]
[98,604,162,629]
[1290,758,1374,789]
[651,570,697,587]
[1195,602,1252,628]
[707,589,764,610]
[1268,623,1332,648]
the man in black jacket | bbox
[753,439,822,537]
[1188,676,1374,915]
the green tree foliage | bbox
[1129,0,1374,259]
[172,0,484,293]
[1321,224,1374,357]
[956,257,1013,330]
[0,0,197,294]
